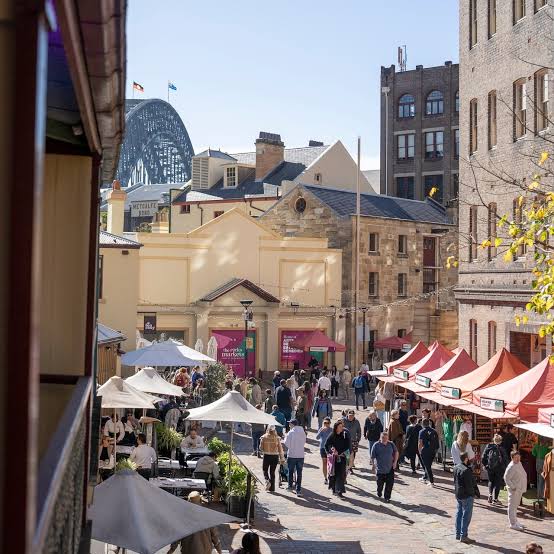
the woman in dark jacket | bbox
[325,420,351,497]
[330,365,340,398]
[404,415,422,474]
[481,434,508,504]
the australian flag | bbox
[168,81,177,91]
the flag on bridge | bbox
[133,81,144,93]
[168,81,177,91]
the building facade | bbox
[261,184,458,368]
[457,0,553,367]
[380,62,459,205]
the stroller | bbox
[278,458,289,488]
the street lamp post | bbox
[240,300,253,377]
[361,307,369,366]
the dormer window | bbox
[225,166,237,187]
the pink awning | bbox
[406,342,454,377]
[384,341,429,373]
[427,349,479,390]
[288,329,346,352]
[538,405,554,425]
[375,332,412,350]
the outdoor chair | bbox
[193,470,214,501]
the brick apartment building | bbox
[380,62,459,205]
[456,0,553,367]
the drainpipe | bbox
[381,86,390,195]
[198,204,204,226]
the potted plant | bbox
[218,452,255,518]
[207,437,231,458]
[115,458,137,472]
[155,423,182,458]
[203,362,228,404]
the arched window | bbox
[426,90,444,115]
[398,94,415,118]
[455,90,460,112]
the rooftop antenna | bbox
[398,45,407,72]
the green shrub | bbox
[116,458,137,472]
[155,423,182,451]
[207,437,230,457]
[217,452,253,498]
[203,362,228,404]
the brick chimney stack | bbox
[106,179,126,236]
[255,132,284,180]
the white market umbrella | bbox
[89,470,237,554]
[125,367,185,397]
[121,340,215,367]
[194,338,204,353]
[207,336,218,361]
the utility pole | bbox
[240,300,253,377]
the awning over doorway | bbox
[375,333,412,350]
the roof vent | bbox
[308,140,324,147]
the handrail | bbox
[33,375,92,550]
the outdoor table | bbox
[183,447,210,456]
[149,477,206,497]
[157,458,197,477]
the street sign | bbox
[415,375,431,388]
[393,369,408,380]
[479,398,505,412]
[310,346,329,352]
[130,200,159,218]
[441,386,461,399]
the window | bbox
[488,202,497,261]
[397,273,407,297]
[225,166,237,187]
[488,0,497,37]
[294,197,306,213]
[314,172,322,183]
[368,330,378,353]
[214,210,224,218]
[426,90,444,115]
[513,198,526,257]
[488,321,497,358]
[398,329,407,338]
[469,319,478,362]
[535,0,547,11]
[424,174,443,203]
[514,79,527,139]
[191,157,209,189]
[454,128,460,158]
[397,133,415,160]
[470,98,478,154]
[368,272,379,297]
[513,0,526,23]
[396,176,414,199]
[98,254,104,299]
[398,235,408,255]
[423,236,437,292]
[470,0,478,47]
[369,233,379,253]
[488,90,497,149]
[398,94,415,118]
[469,205,478,261]
[180,204,191,214]
[535,69,549,132]
[424,131,444,159]
[455,90,460,112]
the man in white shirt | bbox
[504,451,528,530]
[317,371,332,394]
[130,433,157,480]
[181,428,205,450]
[282,419,306,496]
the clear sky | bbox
[126,1,459,169]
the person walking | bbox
[282,419,306,497]
[231,531,261,554]
[317,370,332,394]
[398,400,409,433]
[302,381,314,430]
[270,405,287,437]
[418,418,439,486]
[248,377,262,406]
[504,451,528,530]
[260,426,284,492]
[451,430,475,466]
[373,382,386,426]
[404,415,422,475]
[312,389,333,429]
[325,420,351,498]
[453,452,477,543]
[330,365,340,398]
[275,379,293,423]
[250,405,265,457]
[263,389,273,414]
[352,371,367,410]
[370,431,398,502]
[341,365,352,399]
[482,434,509,505]
[295,387,308,431]
[316,417,332,484]
[501,424,519,456]
[387,410,404,471]
[364,410,383,462]
[532,437,551,500]
[343,410,361,473]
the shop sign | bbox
[401,344,412,352]
[212,329,256,378]
[280,330,322,369]
[550,414,554,428]
[441,386,461,400]
[144,314,157,334]
[131,200,158,218]
[393,369,409,380]
[415,375,431,388]
[310,346,328,352]
[480,397,505,412]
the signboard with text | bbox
[415,374,431,388]
[143,315,157,334]
[212,329,256,378]
[280,330,323,369]
[130,200,159,218]
[393,369,409,380]
[441,386,461,400]
[480,398,505,412]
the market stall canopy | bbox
[539,405,554,426]
[472,357,554,420]
[375,333,412,350]
[89,470,237,554]
[437,348,528,400]
[515,422,554,440]
[126,367,185,397]
[384,341,429,372]
[121,339,215,367]
[406,342,454,377]
[288,329,346,352]
[186,390,281,425]
[97,376,160,409]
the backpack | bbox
[486,445,504,472]
[353,376,363,389]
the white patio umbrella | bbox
[89,470,237,554]
[207,336,218,361]
[194,338,204,353]
[125,367,185,397]
[121,340,215,367]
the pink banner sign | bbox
[212,329,256,378]
[280,330,322,369]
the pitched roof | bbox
[97,322,126,344]
[200,278,280,303]
[100,182,188,211]
[99,230,142,248]
[194,148,237,161]
[231,144,328,166]
[301,185,452,225]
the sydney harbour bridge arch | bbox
[115,99,194,187]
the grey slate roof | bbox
[100,182,187,211]
[301,185,453,225]
[99,230,142,248]
[194,148,236,161]
[231,144,328,167]
[200,278,280,303]
[98,322,126,344]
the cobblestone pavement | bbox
[218,397,554,554]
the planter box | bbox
[227,495,255,519]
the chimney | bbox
[255,132,284,180]
[106,179,126,236]
[151,209,169,233]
